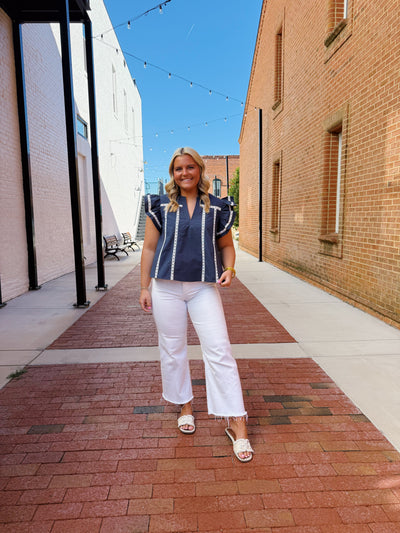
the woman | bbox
[139,147,253,462]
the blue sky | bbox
[102,0,263,185]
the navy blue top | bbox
[144,193,236,282]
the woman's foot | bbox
[178,402,195,434]
[227,417,253,461]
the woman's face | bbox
[173,154,201,196]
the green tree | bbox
[228,167,239,228]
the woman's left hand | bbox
[217,269,233,288]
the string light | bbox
[149,113,242,140]
[94,0,172,38]
[95,39,244,105]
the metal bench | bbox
[103,235,129,260]
[122,232,140,252]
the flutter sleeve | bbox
[216,196,236,238]
[144,194,162,232]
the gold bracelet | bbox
[224,267,236,278]
[140,286,149,290]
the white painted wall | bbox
[69,0,144,239]
[0,0,143,302]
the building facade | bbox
[239,0,400,325]
[0,0,143,302]
[202,155,239,198]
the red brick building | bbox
[239,0,400,326]
[202,155,239,198]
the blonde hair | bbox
[165,147,211,213]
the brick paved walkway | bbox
[48,266,294,350]
[1,359,400,532]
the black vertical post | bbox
[225,155,229,193]
[258,107,263,262]
[59,0,89,307]
[0,275,6,308]
[84,17,107,291]
[12,21,40,291]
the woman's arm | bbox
[217,230,236,288]
[139,217,160,312]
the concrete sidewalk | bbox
[1,248,400,451]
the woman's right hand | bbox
[139,288,152,312]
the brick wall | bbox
[0,10,29,299]
[202,155,239,197]
[239,0,400,325]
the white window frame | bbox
[335,132,342,234]
[343,0,348,18]
[112,65,117,115]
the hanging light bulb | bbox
[209,90,212,95]
[241,102,244,106]
[127,20,131,29]
[187,126,190,131]
[168,73,171,79]
[224,117,227,122]
[190,82,193,88]
[144,61,147,68]
[205,122,208,127]
[226,96,229,101]
[159,4,163,14]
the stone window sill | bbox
[319,233,339,244]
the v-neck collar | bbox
[180,195,199,220]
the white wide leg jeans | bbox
[151,279,247,418]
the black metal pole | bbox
[225,155,229,194]
[59,0,89,307]
[84,17,107,291]
[12,21,40,291]
[0,275,6,308]
[258,107,263,262]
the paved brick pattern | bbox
[48,266,294,350]
[1,359,400,532]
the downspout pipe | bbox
[258,107,263,262]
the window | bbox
[273,27,283,109]
[270,155,282,240]
[77,115,88,139]
[321,128,342,239]
[325,0,352,49]
[112,65,117,115]
[320,105,348,256]
[213,178,221,197]
[123,89,128,131]
[132,108,135,140]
